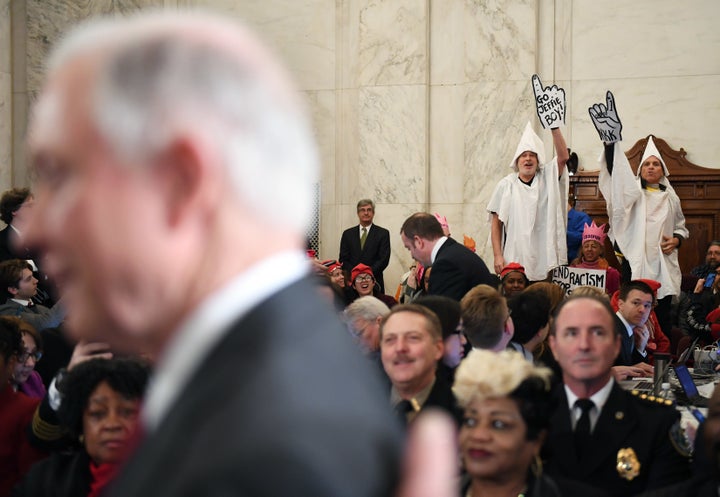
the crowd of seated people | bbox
[1,186,717,497]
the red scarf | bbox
[88,462,119,497]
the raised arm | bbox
[552,128,569,177]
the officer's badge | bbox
[616,447,640,480]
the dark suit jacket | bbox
[428,237,497,301]
[544,382,690,497]
[339,224,391,291]
[108,277,402,497]
[613,314,649,367]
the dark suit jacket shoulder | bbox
[428,238,497,301]
[544,382,689,497]
[109,277,402,497]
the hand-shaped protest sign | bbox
[532,74,566,129]
[588,91,623,143]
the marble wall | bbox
[4,0,720,295]
[0,0,10,188]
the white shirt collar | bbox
[142,250,309,431]
[10,298,32,306]
[430,236,448,264]
[564,377,614,430]
[359,223,373,234]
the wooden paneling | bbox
[570,135,720,275]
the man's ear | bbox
[153,136,217,227]
[7,286,18,297]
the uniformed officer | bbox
[543,295,689,497]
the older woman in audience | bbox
[10,319,45,399]
[13,357,150,497]
[453,349,605,497]
[569,222,620,296]
[348,264,397,308]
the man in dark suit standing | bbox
[544,295,689,497]
[339,199,391,292]
[400,212,496,301]
[24,11,402,497]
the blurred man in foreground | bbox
[24,11,403,497]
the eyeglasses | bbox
[355,275,374,283]
[18,350,42,363]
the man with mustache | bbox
[381,304,461,426]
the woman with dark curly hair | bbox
[13,357,150,497]
[453,349,606,497]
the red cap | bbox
[351,263,374,283]
[500,262,526,280]
[321,259,343,273]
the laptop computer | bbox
[619,339,698,394]
[673,364,710,407]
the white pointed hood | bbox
[637,136,669,177]
[508,122,545,171]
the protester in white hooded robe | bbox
[591,92,688,338]
[487,122,570,282]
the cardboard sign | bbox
[588,91,623,143]
[532,74,566,129]
[551,266,606,296]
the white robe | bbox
[597,143,688,299]
[487,158,569,281]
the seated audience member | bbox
[569,221,621,296]
[395,264,425,304]
[10,319,45,399]
[380,304,461,426]
[545,295,690,496]
[313,272,348,312]
[0,317,46,497]
[0,260,65,331]
[507,291,551,359]
[460,285,514,353]
[344,296,391,386]
[414,295,466,382]
[611,280,670,373]
[0,188,33,263]
[523,282,566,313]
[320,259,346,288]
[682,266,720,344]
[453,349,607,497]
[348,264,398,308]
[499,262,528,299]
[13,357,150,497]
[691,240,720,279]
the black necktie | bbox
[574,398,594,457]
[394,400,413,426]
